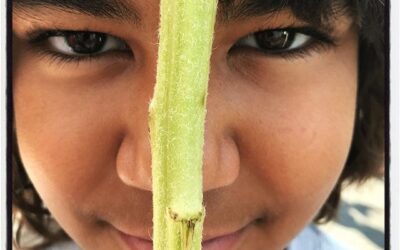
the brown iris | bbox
[254,30,294,51]
[64,32,107,54]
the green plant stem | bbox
[149,0,217,249]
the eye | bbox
[235,29,312,54]
[46,31,129,56]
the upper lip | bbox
[114,224,153,241]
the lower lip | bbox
[119,232,152,250]
[119,227,245,250]
[202,228,245,250]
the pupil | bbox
[65,32,106,54]
[255,30,293,50]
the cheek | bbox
[228,43,358,221]
[12,69,138,249]
[12,60,138,214]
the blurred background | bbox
[318,174,385,250]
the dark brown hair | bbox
[12,0,386,248]
[314,0,385,223]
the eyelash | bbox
[27,29,133,65]
[25,26,336,65]
[230,26,337,60]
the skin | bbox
[13,1,358,249]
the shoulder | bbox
[288,225,350,250]
[45,241,80,250]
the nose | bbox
[202,123,241,191]
[201,73,242,190]
[116,59,240,193]
[116,130,154,191]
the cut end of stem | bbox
[167,207,205,250]
[181,220,195,250]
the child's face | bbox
[13,0,358,249]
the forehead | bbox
[13,0,353,26]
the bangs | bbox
[219,0,356,26]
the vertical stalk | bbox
[149,0,217,250]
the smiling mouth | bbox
[117,225,248,250]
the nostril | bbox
[116,136,153,191]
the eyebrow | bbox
[13,0,141,23]
[13,0,350,27]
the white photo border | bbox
[0,0,398,249]
[1,0,9,249]
[390,0,399,249]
